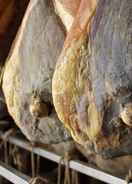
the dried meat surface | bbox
[3,0,74,155]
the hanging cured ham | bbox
[52,0,132,175]
[2,0,75,155]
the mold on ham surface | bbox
[52,0,132,175]
[2,0,75,155]
[0,0,132,178]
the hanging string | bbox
[71,170,79,184]
[0,138,3,149]
[64,158,71,184]
[57,156,64,184]
[0,128,16,148]
[0,128,16,164]
[125,169,132,184]
[11,145,21,170]
[4,140,8,164]
[9,142,13,164]
[31,146,36,178]
[57,152,72,184]
[36,155,40,176]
